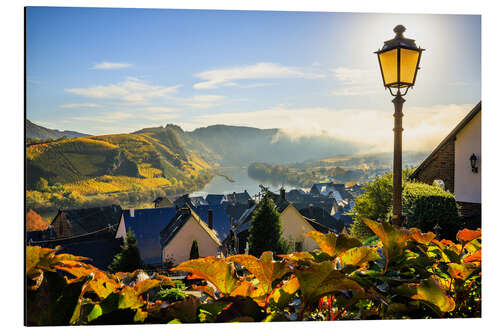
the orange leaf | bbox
[410,228,436,245]
[457,228,481,243]
[463,249,481,263]
[227,251,290,295]
[134,279,162,295]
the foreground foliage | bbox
[26,221,480,325]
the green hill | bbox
[26,129,212,197]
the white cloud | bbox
[179,103,474,152]
[91,62,132,70]
[59,103,101,109]
[193,62,326,90]
[65,77,181,103]
[330,67,379,96]
[141,106,178,113]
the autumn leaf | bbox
[268,276,300,309]
[307,231,362,257]
[295,261,363,306]
[339,246,381,268]
[362,218,411,267]
[410,228,436,245]
[463,249,481,264]
[134,279,162,295]
[172,257,239,296]
[227,251,290,296]
[457,228,481,243]
[412,279,455,312]
[448,263,478,281]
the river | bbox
[190,166,295,198]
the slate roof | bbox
[190,196,209,206]
[57,237,123,270]
[224,203,248,222]
[192,204,232,240]
[205,194,227,206]
[233,204,258,235]
[26,227,57,243]
[27,227,120,270]
[227,190,252,205]
[160,207,221,248]
[53,205,122,235]
[121,207,178,265]
[299,206,340,233]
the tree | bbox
[26,209,49,231]
[108,229,143,273]
[248,194,286,257]
[189,240,200,260]
[350,168,414,239]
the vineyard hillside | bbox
[26,132,213,196]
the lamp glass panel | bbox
[400,48,420,84]
[378,49,398,86]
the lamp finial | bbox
[394,25,406,37]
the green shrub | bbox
[154,285,187,303]
[402,182,461,239]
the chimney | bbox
[208,209,213,229]
[280,187,286,201]
[181,207,190,217]
[130,208,135,218]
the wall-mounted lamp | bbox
[470,154,478,173]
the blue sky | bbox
[26,7,481,151]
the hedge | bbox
[402,182,461,240]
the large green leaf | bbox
[227,251,290,296]
[294,261,363,306]
[396,278,455,313]
[361,218,411,267]
[307,231,362,257]
[172,257,240,296]
[339,246,381,269]
[268,276,300,309]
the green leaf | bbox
[307,231,362,257]
[339,246,381,268]
[294,261,363,306]
[268,276,300,309]
[361,218,411,267]
[396,278,455,313]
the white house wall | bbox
[280,206,319,252]
[454,111,481,203]
[162,216,219,266]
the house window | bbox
[294,241,303,252]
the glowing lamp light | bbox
[375,25,424,95]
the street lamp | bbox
[375,25,424,226]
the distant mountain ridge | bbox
[26,120,90,140]
[25,121,370,196]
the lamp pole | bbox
[375,25,424,227]
[392,90,405,227]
